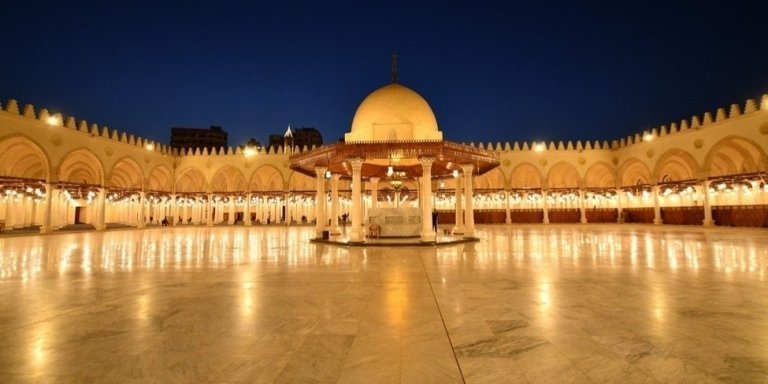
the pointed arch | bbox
[474,167,505,190]
[250,165,285,192]
[704,136,767,178]
[147,165,173,192]
[583,162,617,189]
[288,171,315,192]
[653,149,700,182]
[58,148,103,185]
[546,162,580,189]
[0,134,50,180]
[210,165,247,193]
[175,167,208,193]
[508,162,543,189]
[618,157,652,187]
[109,157,143,189]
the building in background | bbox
[170,126,228,151]
[269,126,322,150]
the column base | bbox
[350,229,363,242]
[702,219,714,227]
[653,218,663,225]
[329,226,341,235]
[452,226,464,235]
[420,230,436,241]
[40,226,50,234]
[463,227,475,237]
[580,218,588,224]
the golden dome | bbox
[345,83,443,142]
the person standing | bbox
[432,209,438,232]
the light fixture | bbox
[533,142,546,152]
[46,116,58,126]
[452,169,459,178]
[387,166,394,177]
[325,170,331,179]
[145,143,155,151]
[643,132,654,142]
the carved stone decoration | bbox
[502,158,511,167]
[760,122,768,135]
[612,156,619,165]
[105,147,114,157]
[646,149,655,158]
[694,139,704,149]
[50,135,62,146]
[577,157,586,165]
[539,158,547,166]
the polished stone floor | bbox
[0,225,766,383]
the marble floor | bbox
[0,225,766,383]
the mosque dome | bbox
[345,82,443,142]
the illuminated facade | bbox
[0,82,767,234]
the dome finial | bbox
[391,53,398,83]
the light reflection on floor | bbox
[0,224,766,383]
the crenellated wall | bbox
[1,92,767,229]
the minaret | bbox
[283,125,294,153]
[391,53,398,83]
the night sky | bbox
[2,1,767,148]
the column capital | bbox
[461,163,475,173]
[314,166,328,177]
[369,177,380,184]
[331,173,341,181]
[419,156,436,168]
[348,157,364,171]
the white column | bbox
[349,158,364,242]
[330,174,341,234]
[369,177,379,209]
[653,185,662,225]
[228,199,235,224]
[207,194,214,227]
[542,190,550,224]
[616,188,623,223]
[505,189,511,225]
[138,192,147,228]
[245,193,252,226]
[314,166,327,237]
[420,157,436,241]
[96,188,106,230]
[579,190,587,224]
[462,164,476,236]
[40,183,53,234]
[453,175,463,234]
[703,181,713,226]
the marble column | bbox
[505,189,512,225]
[349,158,364,242]
[245,193,252,226]
[702,181,713,226]
[453,175,463,234]
[330,174,341,234]
[542,190,550,224]
[228,199,235,224]
[207,194,214,227]
[138,192,147,228]
[420,157,436,241]
[314,166,327,237]
[170,194,177,226]
[462,164,476,236]
[40,183,53,234]
[369,177,379,209]
[616,188,623,223]
[579,190,587,224]
[96,188,106,230]
[653,185,662,225]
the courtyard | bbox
[0,225,766,383]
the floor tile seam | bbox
[0,286,159,337]
[417,248,467,384]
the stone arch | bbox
[58,148,104,185]
[704,136,767,178]
[508,162,544,188]
[108,157,143,189]
[653,149,700,183]
[0,134,50,180]
[583,162,617,189]
[147,165,173,192]
[546,162,580,189]
[175,167,208,193]
[210,165,247,193]
[618,157,653,187]
[250,165,285,192]
[474,167,505,190]
[288,171,315,192]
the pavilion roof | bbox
[289,140,500,179]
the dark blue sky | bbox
[2,1,766,147]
